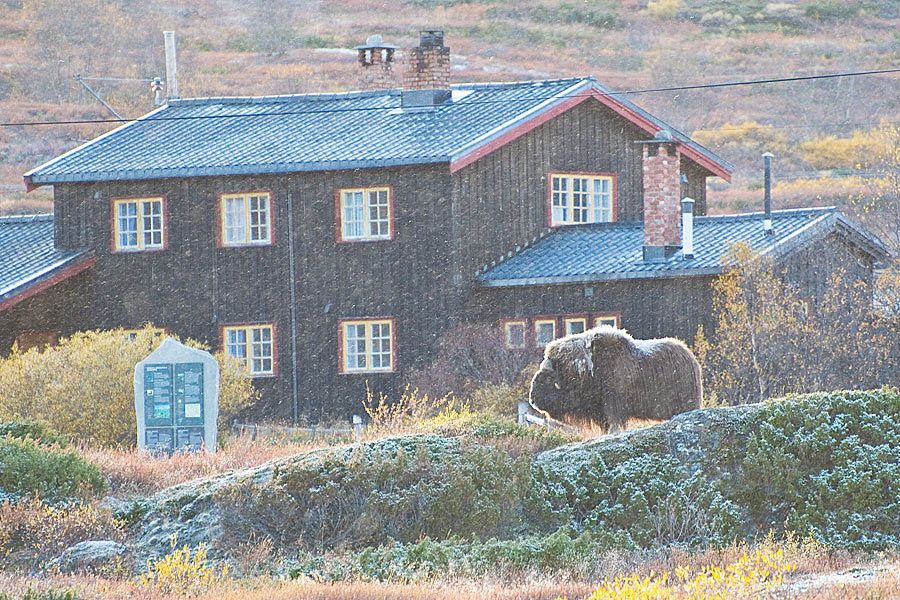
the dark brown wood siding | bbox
[450,99,710,289]
[470,276,716,349]
[42,164,455,422]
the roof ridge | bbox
[169,88,401,106]
[452,76,590,91]
[169,77,593,105]
[696,206,836,223]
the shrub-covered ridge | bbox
[131,389,900,568]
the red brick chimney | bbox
[642,132,683,262]
[356,34,398,90]
[402,30,451,108]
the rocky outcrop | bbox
[48,540,127,573]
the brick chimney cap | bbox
[419,30,445,47]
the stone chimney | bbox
[642,131,683,262]
[402,30,451,108]
[356,34,398,90]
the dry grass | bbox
[78,437,322,496]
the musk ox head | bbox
[529,358,561,414]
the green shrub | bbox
[0,421,68,446]
[726,389,900,550]
[0,436,105,501]
[0,326,258,447]
[529,451,741,550]
[216,434,532,551]
[288,526,597,582]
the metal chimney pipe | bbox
[762,152,774,235]
[681,197,695,259]
[164,31,179,100]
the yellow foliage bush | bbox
[800,124,894,170]
[643,0,681,19]
[137,534,228,594]
[691,121,791,156]
[0,326,258,447]
[565,546,795,600]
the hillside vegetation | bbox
[1,0,899,215]
[1,389,899,598]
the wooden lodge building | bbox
[2,31,888,422]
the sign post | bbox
[134,337,219,454]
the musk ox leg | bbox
[601,397,628,434]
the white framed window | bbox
[594,314,620,328]
[223,324,276,376]
[534,319,557,347]
[339,187,392,241]
[340,318,395,373]
[113,197,165,251]
[564,317,587,336]
[549,174,614,226]
[503,320,527,349]
[220,192,272,246]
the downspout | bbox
[287,191,300,424]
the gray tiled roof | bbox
[0,215,92,305]
[25,77,731,186]
[476,207,889,286]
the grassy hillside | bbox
[1,389,900,597]
[1,0,899,215]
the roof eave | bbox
[0,252,95,312]
[26,156,452,186]
[476,267,722,287]
[23,105,170,190]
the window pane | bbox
[566,320,585,335]
[345,323,366,370]
[117,202,138,248]
[536,322,555,346]
[572,178,589,223]
[226,329,247,361]
[367,190,390,237]
[369,322,392,369]
[224,197,246,243]
[142,200,163,247]
[505,323,525,348]
[593,178,612,222]
[551,176,568,223]
[249,195,269,242]
[250,326,273,374]
[342,192,364,239]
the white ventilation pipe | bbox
[681,197,695,259]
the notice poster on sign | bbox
[134,338,219,455]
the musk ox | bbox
[529,326,701,432]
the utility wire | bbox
[2,67,899,128]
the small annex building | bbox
[3,30,889,421]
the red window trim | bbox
[593,312,622,328]
[532,315,559,348]
[562,313,590,335]
[218,321,279,378]
[215,189,276,249]
[546,172,618,228]
[500,318,529,349]
[337,316,398,374]
[334,185,396,244]
[109,195,169,253]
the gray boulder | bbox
[49,540,127,573]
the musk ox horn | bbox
[539,358,554,372]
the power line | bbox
[2,67,899,128]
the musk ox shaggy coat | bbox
[529,326,701,432]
